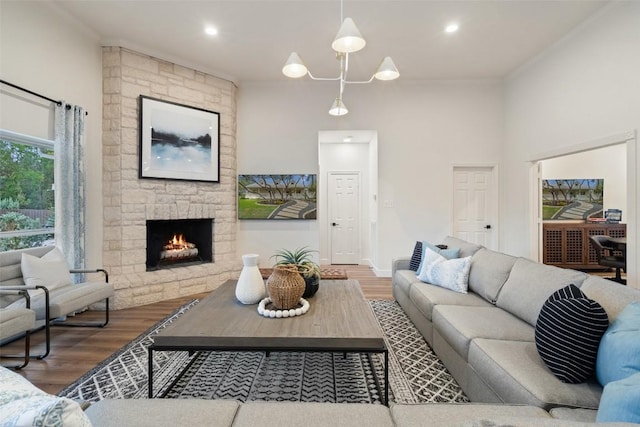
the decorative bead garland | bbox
[257,297,310,318]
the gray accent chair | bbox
[0,289,37,368]
[0,246,113,358]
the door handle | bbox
[484,225,492,229]
[332,222,338,226]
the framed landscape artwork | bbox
[542,179,604,220]
[139,96,220,182]
[238,174,317,220]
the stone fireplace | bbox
[102,47,237,309]
[146,219,213,271]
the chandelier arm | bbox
[306,72,342,81]
[343,76,376,84]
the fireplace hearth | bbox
[146,219,213,271]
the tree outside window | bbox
[0,138,55,251]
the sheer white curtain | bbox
[54,103,86,272]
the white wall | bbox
[0,1,103,267]
[504,2,640,286]
[237,79,503,273]
[541,144,627,216]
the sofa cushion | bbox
[442,236,483,258]
[0,365,91,427]
[496,258,588,326]
[535,284,608,384]
[468,339,602,409]
[468,248,517,304]
[433,305,534,360]
[390,403,550,427]
[417,248,471,294]
[6,281,114,319]
[85,399,240,427]
[549,407,597,422]
[596,371,640,424]
[596,302,640,386]
[0,307,35,340]
[409,281,490,321]
[233,401,394,427]
[580,275,640,322]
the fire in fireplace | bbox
[161,234,198,261]
[146,219,213,271]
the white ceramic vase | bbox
[235,254,266,304]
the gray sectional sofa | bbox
[392,236,640,411]
[9,361,634,427]
[85,399,636,427]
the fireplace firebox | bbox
[146,219,213,271]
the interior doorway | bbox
[529,131,637,285]
[318,131,378,268]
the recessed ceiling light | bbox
[205,26,218,36]
[445,23,459,34]
[343,136,353,143]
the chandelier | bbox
[281,3,399,116]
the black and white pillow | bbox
[535,284,609,384]
[409,241,422,271]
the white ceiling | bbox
[53,0,608,84]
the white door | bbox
[328,172,360,264]
[452,166,498,249]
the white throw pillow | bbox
[21,247,72,293]
[0,366,92,427]
[417,247,471,293]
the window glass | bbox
[0,137,55,251]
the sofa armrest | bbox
[392,257,412,277]
[70,268,109,283]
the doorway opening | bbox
[318,130,379,270]
[529,131,636,285]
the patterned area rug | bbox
[259,267,348,280]
[58,300,468,404]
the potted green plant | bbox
[271,246,321,298]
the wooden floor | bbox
[1,265,392,394]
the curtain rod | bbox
[0,79,88,115]
[0,79,62,106]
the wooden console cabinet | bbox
[543,222,626,270]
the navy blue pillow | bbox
[409,241,422,271]
[535,284,609,384]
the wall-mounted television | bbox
[542,179,604,220]
[238,174,317,220]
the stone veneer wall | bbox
[102,47,237,309]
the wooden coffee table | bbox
[148,279,388,404]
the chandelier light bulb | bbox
[332,17,366,53]
[328,98,349,116]
[374,57,400,81]
[282,52,308,78]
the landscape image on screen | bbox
[542,179,604,220]
[238,174,317,220]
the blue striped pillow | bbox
[535,284,609,384]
